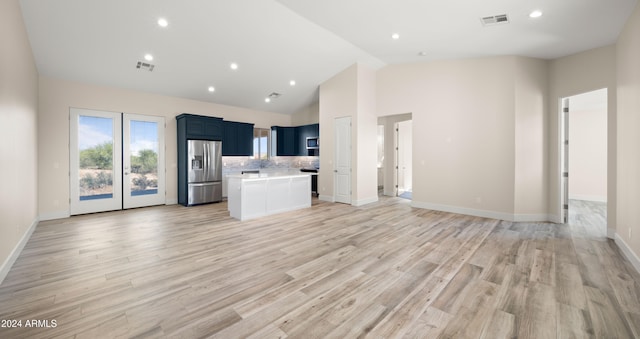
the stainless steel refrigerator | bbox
[187,140,222,205]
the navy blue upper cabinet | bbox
[176,113,223,140]
[222,120,254,156]
[296,124,319,156]
[272,124,319,156]
[274,126,297,156]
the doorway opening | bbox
[377,113,412,199]
[396,120,412,200]
[377,125,384,196]
[560,88,608,237]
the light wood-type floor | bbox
[1,197,639,338]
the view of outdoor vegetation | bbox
[79,142,158,198]
[78,116,159,199]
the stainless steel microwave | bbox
[306,137,319,149]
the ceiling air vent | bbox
[268,92,282,99]
[481,14,509,26]
[136,61,155,72]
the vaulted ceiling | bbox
[19,0,637,115]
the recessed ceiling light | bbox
[144,54,153,61]
[208,86,215,92]
[230,63,238,70]
[157,18,168,27]
[391,33,400,40]
[265,98,271,103]
[529,10,542,18]
[290,80,296,86]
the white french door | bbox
[70,108,165,215]
[123,113,165,209]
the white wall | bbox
[616,2,640,269]
[291,101,319,126]
[318,65,358,201]
[38,76,292,220]
[378,57,520,219]
[318,63,378,206]
[354,64,379,205]
[548,45,617,226]
[0,0,39,283]
[376,56,549,221]
[568,95,608,202]
[514,57,548,219]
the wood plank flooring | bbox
[1,197,639,338]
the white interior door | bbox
[71,108,165,215]
[335,116,352,204]
[70,108,122,215]
[398,120,413,193]
[123,114,165,209]
[562,98,570,223]
[393,122,399,196]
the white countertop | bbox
[227,170,316,180]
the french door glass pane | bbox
[129,120,159,196]
[78,116,114,201]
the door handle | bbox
[334,170,338,173]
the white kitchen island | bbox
[227,171,312,221]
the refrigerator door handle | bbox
[206,142,211,182]
[204,142,209,182]
[202,142,206,182]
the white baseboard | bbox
[615,233,640,274]
[40,201,179,220]
[39,210,70,221]
[549,214,563,224]
[0,217,39,285]
[319,195,335,203]
[411,201,514,221]
[512,214,553,222]
[411,201,552,222]
[607,227,616,239]
[569,195,607,203]
[352,196,378,207]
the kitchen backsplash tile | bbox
[222,156,319,174]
